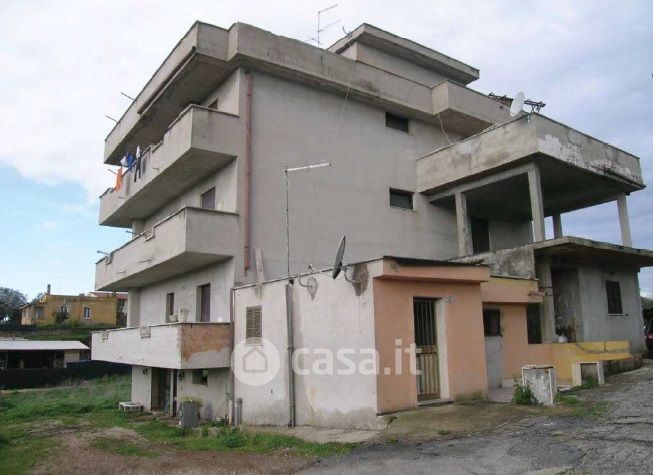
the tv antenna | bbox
[308,4,339,48]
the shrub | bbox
[512,378,539,405]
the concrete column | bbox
[616,194,633,247]
[127,288,141,327]
[552,214,563,239]
[455,192,473,256]
[536,257,556,343]
[528,166,546,242]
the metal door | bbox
[414,298,439,400]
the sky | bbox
[0,0,651,299]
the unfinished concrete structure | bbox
[92,21,651,422]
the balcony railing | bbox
[96,207,239,291]
[91,322,231,369]
[100,105,243,227]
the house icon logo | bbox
[243,346,268,373]
[232,338,280,386]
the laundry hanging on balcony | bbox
[114,167,123,191]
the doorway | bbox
[151,368,174,413]
[413,298,439,401]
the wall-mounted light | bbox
[142,368,148,375]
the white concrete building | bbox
[92,22,652,423]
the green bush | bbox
[512,378,539,405]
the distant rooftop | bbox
[0,340,89,352]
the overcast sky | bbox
[0,0,651,299]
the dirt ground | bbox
[303,361,653,474]
[30,424,314,475]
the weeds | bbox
[90,437,159,458]
[512,378,539,405]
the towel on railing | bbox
[115,167,123,191]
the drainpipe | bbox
[228,286,236,425]
[286,282,296,427]
[243,71,253,272]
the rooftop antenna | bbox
[510,91,525,117]
[308,4,339,48]
[105,115,119,123]
[120,92,135,101]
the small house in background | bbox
[0,338,89,369]
[20,285,127,327]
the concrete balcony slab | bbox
[100,106,243,228]
[91,322,231,369]
[96,207,239,291]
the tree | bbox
[0,287,28,325]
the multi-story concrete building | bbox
[92,22,652,422]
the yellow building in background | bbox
[21,288,127,327]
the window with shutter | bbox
[246,306,262,344]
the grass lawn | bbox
[0,376,355,474]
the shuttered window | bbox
[246,306,262,344]
[606,281,623,314]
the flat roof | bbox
[0,340,89,352]
[328,23,479,85]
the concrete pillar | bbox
[127,288,141,327]
[552,214,563,239]
[536,257,556,343]
[455,192,473,256]
[616,194,633,247]
[528,166,546,242]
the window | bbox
[389,189,413,210]
[471,217,490,254]
[198,284,211,322]
[606,280,623,314]
[200,187,216,210]
[385,112,409,132]
[166,292,175,321]
[83,307,91,320]
[192,369,209,385]
[483,308,501,336]
[35,306,44,320]
[246,306,262,344]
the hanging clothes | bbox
[126,152,135,169]
[115,167,123,191]
[120,155,128,167]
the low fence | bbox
[0,324,36,333]
[0,361,131,389]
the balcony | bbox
[417,113,643,201]
[431,80,510,136]
[100,105,243,227]
[92,322,231,369]
[96,207,239,291]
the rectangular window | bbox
[246,306,262,344]
[198,284,211,322]
[192,369,209,385]
[35,306,44,320]
[83,307,91,320]
[483,308,501,336]
[606,281,623,314]
[389,189,413,210]
[385,112,409,132]
[166,292,175,321]
[471,217,490,254]
[200,187,216,210]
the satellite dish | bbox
[332,236,346,279]
[510,92,525,117]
